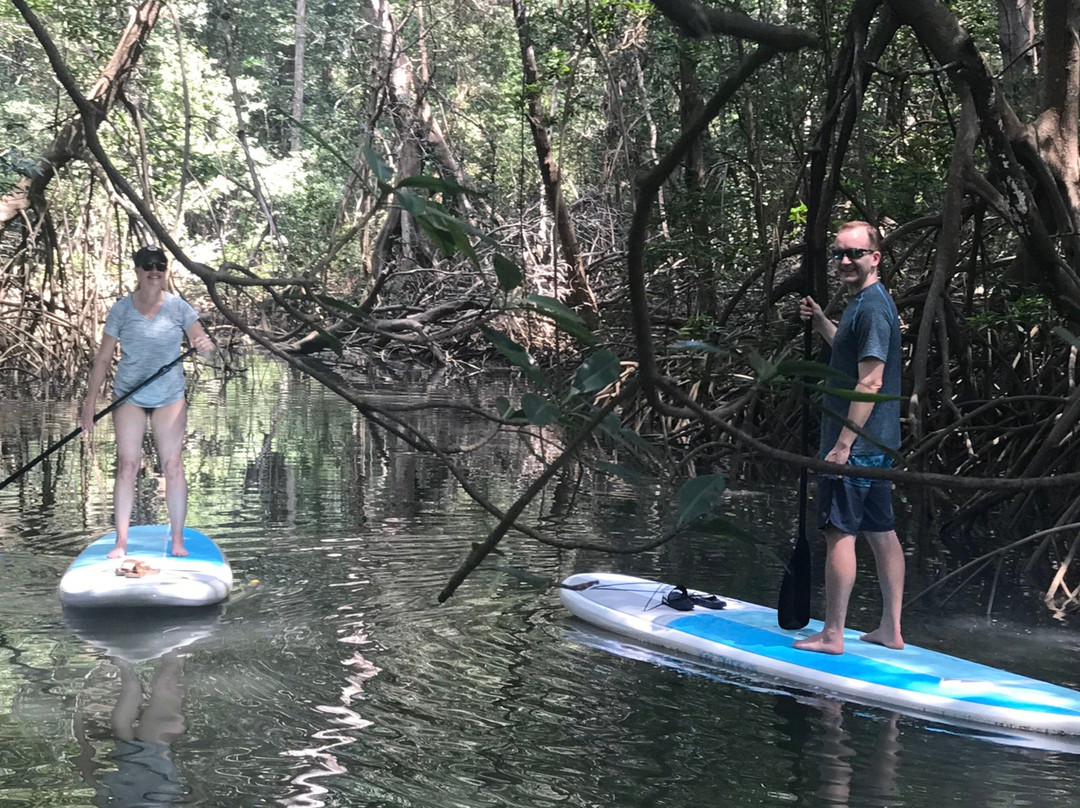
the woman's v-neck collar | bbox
[131,291,167,321]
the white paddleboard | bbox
[60,525,232,608]
[560,572,1080,737]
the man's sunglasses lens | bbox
[831,248,873,261]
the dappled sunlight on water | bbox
[2,357,1080,806]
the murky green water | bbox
[2,357,1079,806]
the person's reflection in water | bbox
[100,650,187,806]
[815,699,901,807]
[772,695,901,807]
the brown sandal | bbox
[115,558,161,578]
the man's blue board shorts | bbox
[817,456,895,535]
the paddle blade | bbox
[777,530,811,629]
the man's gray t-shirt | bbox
[820,282,901,457]
[103,292,199,408]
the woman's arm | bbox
[79,334,119,432]
[185,321,215,355]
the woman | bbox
[80,245,214,558]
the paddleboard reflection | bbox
[63,603,224,664]
[64,606,223,806]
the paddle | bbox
[777,291,814,629]
[0,347,197,491]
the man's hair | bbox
[837,220,882,252]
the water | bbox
[2,357,1079,806]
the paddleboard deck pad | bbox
[60,526,232,608]
[560,572,1080,736]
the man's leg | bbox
[793,525,857,655]
[860,530,905,649]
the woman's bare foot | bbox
[859,627,904,650]
[107,543,127,559]
[170,539,188,557]
[793,630,845,655]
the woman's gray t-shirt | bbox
[103,292,199,408]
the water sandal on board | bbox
[115,559,160,578]
[663,585,726,611]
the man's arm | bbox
[800,296,837,345]
[824,356,885,465]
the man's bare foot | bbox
[107,544,127,559]
[170,541,188,557]
[793,630,845,655]
[859,628,904,650]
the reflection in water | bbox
[280,620,381,808]
[64,608,222,806]
[811,700,900,807]
[101,652,187,806]
[6,361,1080,807]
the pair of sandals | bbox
[663,585,726,611]
[115,558,160,578]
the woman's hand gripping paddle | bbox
[778,298,813,630]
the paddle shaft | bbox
[777,273,815,629]
[0,347,197,491]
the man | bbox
[793,221,905,655]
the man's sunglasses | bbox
[830,247,876,262]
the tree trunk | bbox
[998,0,1038,108]
[367,0,477,279]
[288,0,307,153]
[0,0,163,235]
[678,37,713,317]
[510,0,599,327]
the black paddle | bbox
[778,292,814,630]
[0,347,197,491]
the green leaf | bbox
[415,215,459,258]
[675,474,726,530]
[313,293,367,318]
[818,386,901,403]
[672,339,728,357]
[1053,326,1080,351]
[594,461,652,484]
[521,393,560,426]
[690,515,757,543]
[747,350,779,384]
[481,326,546,384]
[494,396,514,418]
[523,293,595,345]
[572,349,622,395]
[396,174,476,196]
[394,189,428,216]
[774,358,853,385]
[449,223,479,268]
[598,412,656,455]
[493,254,524,291]
[362,146,393,183]
[306,324,344,357]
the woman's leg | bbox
[110,403,148,558]
[150,399,189,556]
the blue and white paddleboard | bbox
[560,572,1080,736]
[60,526,232,608]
